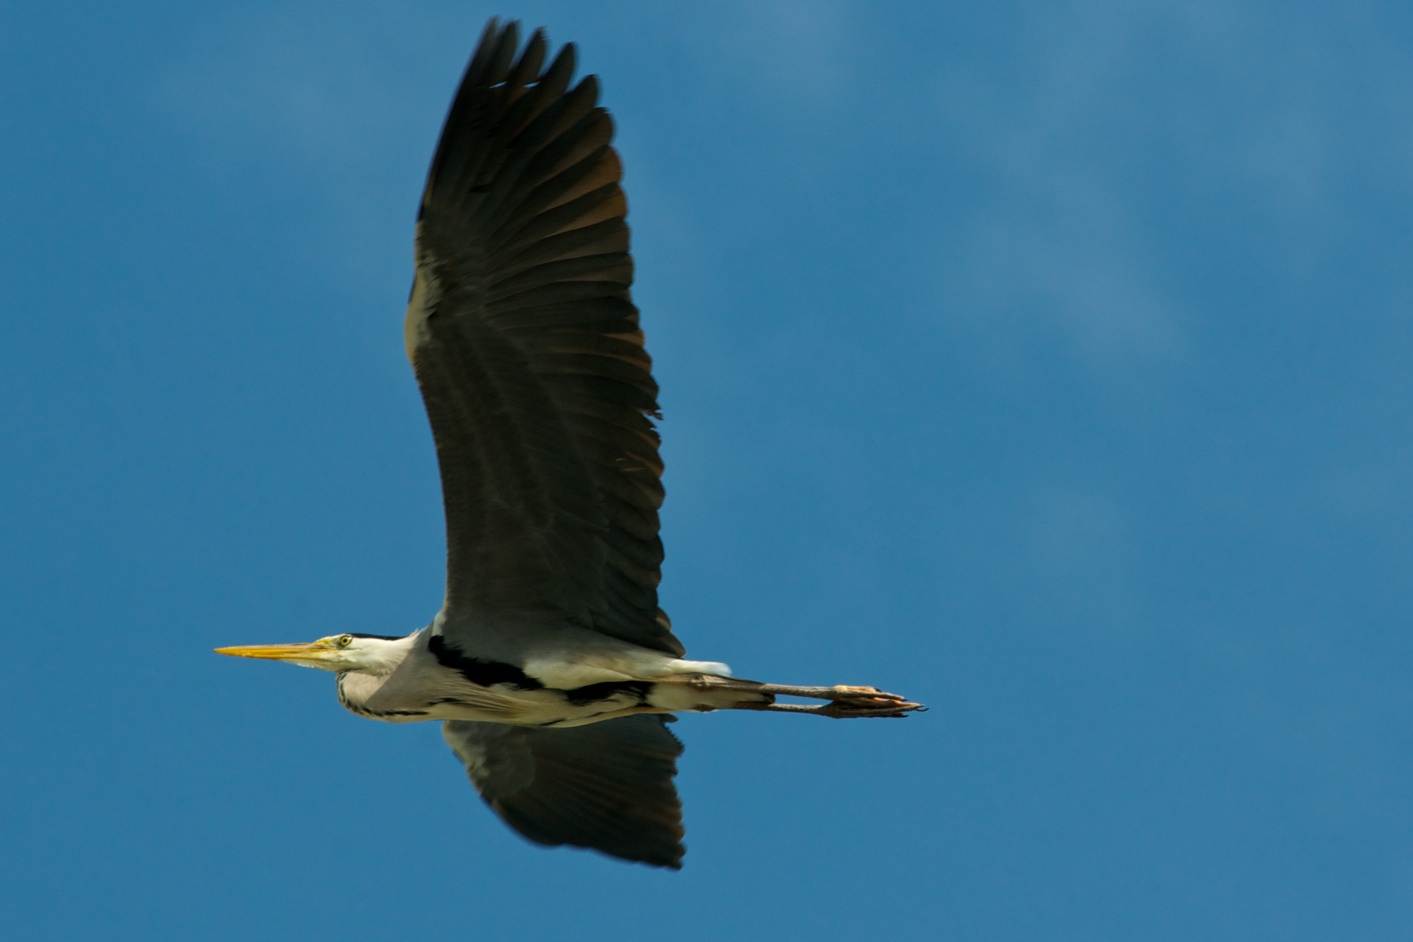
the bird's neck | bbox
[335,633,427,722]
[348,633,420,675]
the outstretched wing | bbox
[407,20,682,656]
[442,715,686,869]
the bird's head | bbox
[215,633,408,674]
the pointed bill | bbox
[214,640,342,668]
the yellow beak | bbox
[214,641,334,663]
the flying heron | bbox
[217,19,924,870]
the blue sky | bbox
[4,1,1413,938]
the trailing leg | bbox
[660,674,925,718]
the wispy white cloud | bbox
[930,7,1185,370]
[150,5,464,300]
[1021,483,1144,650]
[930,0,1413,372]
[712,0,858,106]
[156,8,412,175]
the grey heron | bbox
[217,19,924,870]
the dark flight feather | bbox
[443,715,686,869]
[409,20,682,656]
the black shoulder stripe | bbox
[428,633,544,691]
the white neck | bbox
[342,633,419,676]
[335,633,426,722]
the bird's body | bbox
[218,19,922,870]
[311,627,755,728]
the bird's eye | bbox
[338,634,353,647]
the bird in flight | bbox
[217,18,923,869]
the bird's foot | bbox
[753,683,926,719]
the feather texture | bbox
[409,20,681,656]
[443,714,686,868]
